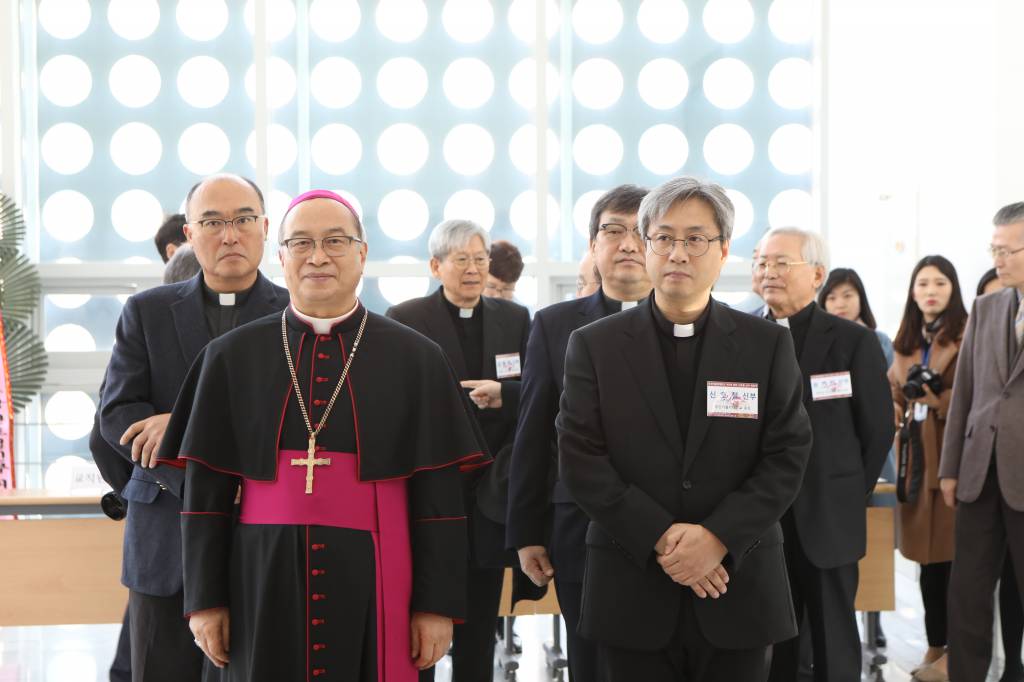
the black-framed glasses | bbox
[989,244,1024,260]
[753,259,810,276]
[280,235,364,258]
[598,223,642,242]
[646,233,724,257]
[192,215,264,233]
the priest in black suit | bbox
[506,184,650,681]
[758,227,894,682]
[387,218,535,682]
[556,177,813,682]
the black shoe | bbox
[875,631,887,648]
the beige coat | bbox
[889,338,960,564]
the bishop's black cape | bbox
[157,305,490,681]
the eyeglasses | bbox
[754,259,811,276]
[448,255,489,270]
[280,235,364,258]
[598,223,643,242]
[989,244,1024,260]
[646,233,724,257]
[192,215,264,233]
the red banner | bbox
[0,314,15,491]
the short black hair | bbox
[589,184,648,243]
[153,213,187,263]
[184,174,266,222]
[489,240,525,284]
[818,268,877,329]
[976,267,1000,296]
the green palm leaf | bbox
[0,193,27,251]
[2,318,48,412]
[0,249,41,323]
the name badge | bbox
[707,381,759,419]
[913,403,929,422]
[495,353,521,379]
[810,371,853,401]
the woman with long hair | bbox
[890,256,968,681]
[819,267,894,366]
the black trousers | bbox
[599,593,770,682]
[919,561,952,648]
[555,577,601,682]
[948,462,1024,682]
[1001,554,1024,674]
[768,512,861,682]
[128,590,203,682]
[110,605,131,682]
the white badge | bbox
[707,381,759,419]
[914,403,929,422]
[810,371,854,401]
[495,353,522,379]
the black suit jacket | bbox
[98,272,289,596]
[788,304,894,568]
[556,298,812,650]
[386,287,530,542]
[505,288,606,581]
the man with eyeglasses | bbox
[757,227,892,682]
[556,177,812,681]
[941,202,1024,681]
[386,219,538,682]
[98,174,289,682]
[156,190,487,681]
[506,184,650,682]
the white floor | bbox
[0,553,1013,681]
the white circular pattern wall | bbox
[41,123,93,175]
[107,0,160,41]
[637,59,689,110]
[377,58,429,109]
[508,125,559,175]
[508,0,560,44]
[243,0,297,42]
[573,125,624,176]
[444,190,496,231]
[376,0,428,43]
[378,256,431,305]
[509,191,559,241]
[573,59,623,110]
[48,293,92,309]
[45,326,96,354]
[40,55,92,107]
[110,122,162,176]
[245,57,297,109]
[311,124,362,175]
[573,0,623,44]
[39,0,91,40]
[443,124,495,176]
[111,189,164,242]
[267,190,292,232]
[703,0,755,44]
[726,189,755,239]
[176,0,229,41]
[442,0,494,43]
[43,392,96,440]
[246,124,298,175]
[703,58,754,110]
[768,189,814,229]
[514,276,538,307]
[637,0,688,44]
[768,58,813,109]
[769,0,814,44]
[703,124,755,175]
[109,55,161,108]
[178,123,231,175]
[443,58,494,109]
[177,56,230,109]
[508,59,560,110]
[377,190,430,241]
[311,58,361,109]
[768,124,813,175]
[638,124,689,175]
[573,190,606,237]
[377,124,429,175]
[42,190,94,242]
[309,0,361,42]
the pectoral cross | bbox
[290,436,332,495]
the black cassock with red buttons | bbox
[158,304,490,681]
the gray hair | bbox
[163,244,202,284]
[993,202,1024,226]
[638,176,735,241]
[759,226,830,273]
[428,219,491,260]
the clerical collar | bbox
[651,297,711,339]
[290,301,360,335]
[601,289,643,316]
[766,301,815,329]
[442,292,482,321]
[201,279,254,307]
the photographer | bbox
[889,255,967,682]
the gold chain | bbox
[280,308,369,443]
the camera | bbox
[902,364,943,400]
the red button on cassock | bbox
[319,335,331,341]
[313,669,326,676]
[313,643,326,651]
[312,618,323,626]
[318,353,330,360]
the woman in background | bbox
[820,267,894,366]
[889,256,968,682]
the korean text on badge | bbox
[495,352,522,379]
[707,381,759,419]
[809,371,853,401]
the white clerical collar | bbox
[292,301,360,335]
[459,307,474,319]
[219,293,236,306]
[621,300,638,311]
[673,323,695,338]
[775,316,790,328]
